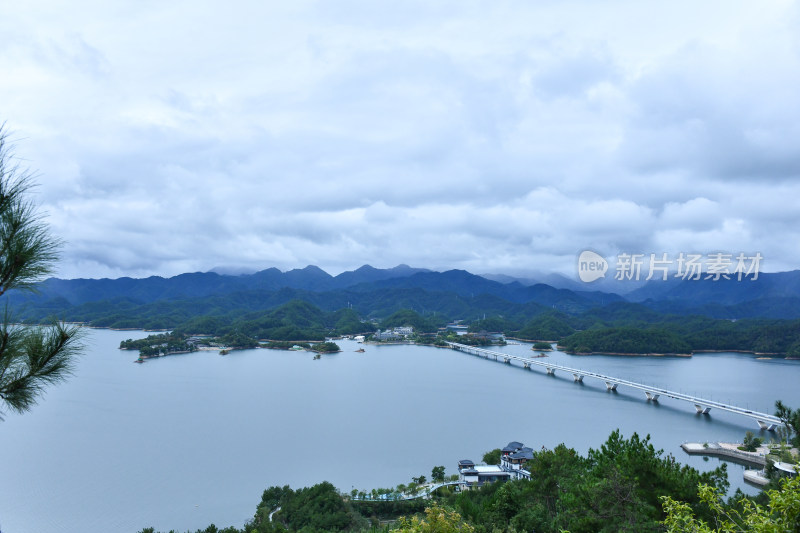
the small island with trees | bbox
[121,330,341,361]
[112,297,800,361]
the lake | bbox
[1,328,798,532]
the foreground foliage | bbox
[394,503,473,532]
[0,124,82,418]
[443,431,726,533]
[662,474,800,532]
[139,431,733,533]
[775,400,800,448]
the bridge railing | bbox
[446,342,783,430]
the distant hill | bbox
[627,270,800,319]
[349,269,623,311]
[7,265,800,337]
[627,270,800,304]
[8,265,620,314]
[7,264,432,307]
[481,271,649,294]
[329,264,431,288]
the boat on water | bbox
[355,348,365,353]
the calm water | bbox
[1,329,799,533]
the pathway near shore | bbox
[269,506,281,522]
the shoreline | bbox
[560,349,693,357]
[15,324,800,359]
[681,442,767,467]
[557,348,796,358]
[63,324,800,359]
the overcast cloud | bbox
[1,0,799,280]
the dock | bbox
[680,442,766,467]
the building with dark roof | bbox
[457,440,533,488]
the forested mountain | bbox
[628,270,800,303]
[7,265,619,327]
[11,265,800,320]
[7,264,432,307]
[7,264,800,353]
[137,430,741,533]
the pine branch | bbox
[0,323,83,417]
[0,123,81,418]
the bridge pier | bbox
[445,342,783,431]
[757,420,777,431]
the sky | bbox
[1,1,799,281]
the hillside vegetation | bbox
[9,266,800,354]
[137,430,739,533]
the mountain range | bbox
[8,264,800,327]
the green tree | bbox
[482,448,502,465]
[273,481,357,531]
[0,124,82,418]
[395,502,474,533]
[742,431,763,452]
[775,400,800,448]
[432,466,446,483]
[662,474,800,532]
[561,431,727,532]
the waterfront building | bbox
[457,441,533,488]
[374,327,415,341]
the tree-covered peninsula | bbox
[558,326,693,355]
[104,298,800,357]
[120,332,198,356]
[13,266,800,355]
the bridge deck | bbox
[446,342,782,430]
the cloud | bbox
[1,0,798,280]
[620,36,800,181]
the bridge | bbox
[447,342,783,431]
[350,481,463,502]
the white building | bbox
[375,329,402,341]
[457,441,533,488]
[457,460,510,487]
[501,442,533,480]
[374,326,414,341]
